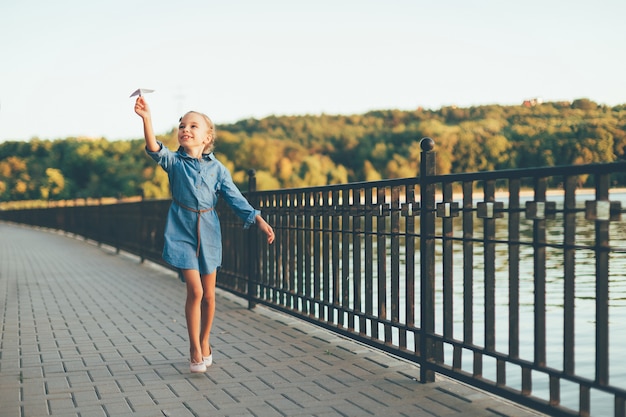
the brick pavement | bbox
[0,222,546,417]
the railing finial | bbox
[420,137,435,152]
[247,169,257,193]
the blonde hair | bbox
[180,111,216,154]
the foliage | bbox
[1,99,625,202]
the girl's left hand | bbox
[256,216,275,244]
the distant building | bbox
[522,97,543,107]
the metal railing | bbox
[2,138,626,417]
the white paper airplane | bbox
[129,88,155,98]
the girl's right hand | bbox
[134,96,150,119]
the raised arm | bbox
[134,96,160,152]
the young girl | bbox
[134,96,275,373]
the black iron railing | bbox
[2,138,626,417]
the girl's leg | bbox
[200,270,217,358]
[182,269,204,363]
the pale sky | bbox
[0,0,625,142]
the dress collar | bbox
[177,147,214,161]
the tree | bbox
[571,98,598,111]
[363,160,382,181]
[40,168,65,200]
[0,156,32,200]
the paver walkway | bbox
[0,222,546,417]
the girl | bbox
[134,96,275,373]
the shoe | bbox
[190,360,207,373]
[203,347,213,367]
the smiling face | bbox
[178,112,214,157]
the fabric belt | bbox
[173,199,214,257]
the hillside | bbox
[1,98,625,203]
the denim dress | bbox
[147,142,260,275]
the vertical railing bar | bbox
[246,170,259,309]
[497,359,506,387]
[342,188,352,329]
[391,185,401,340]
[549,375,560,407]
[353,187,363,333]
[304,190,313,315]
[405,183,416,352]
[296,191,304,312]
[453,345,462,370]
[508,178,521,359]
[139,197,146,263]
[259,198,270,300]
[288,193,297,308]
[462,181,474,345]
[313,191,322,320]
[442,181,454,339]
[473,351,483,379]
[332,189,341,326]
[377,186,389,343]
[278,194,292,306]
[483,179,496,352]
[522,366,532,396]
[563,175,577,375]
[269,194,277,303]
[615,395,625,417]
[365,186,375,338]
[257,195,265,300]
[322,190,331,321]
[580,385,590,417]
[272,194,282,304]
[533,177,547,367]
[595,173,610,386]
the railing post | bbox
[247,169,259,310]
[419,137,436,383]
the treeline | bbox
[1,98,625,203]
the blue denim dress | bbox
[147,142,260,275]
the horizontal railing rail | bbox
[2,138,626,417]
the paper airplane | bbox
[129,88,154,98]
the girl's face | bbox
[178,113,212,153]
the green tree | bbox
[40,168,65,200]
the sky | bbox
[0,0,625,142]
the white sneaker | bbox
[203,345,213,367]
[190,360,207,373]
[203,353,213,367]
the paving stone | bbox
[74,405,108,417]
